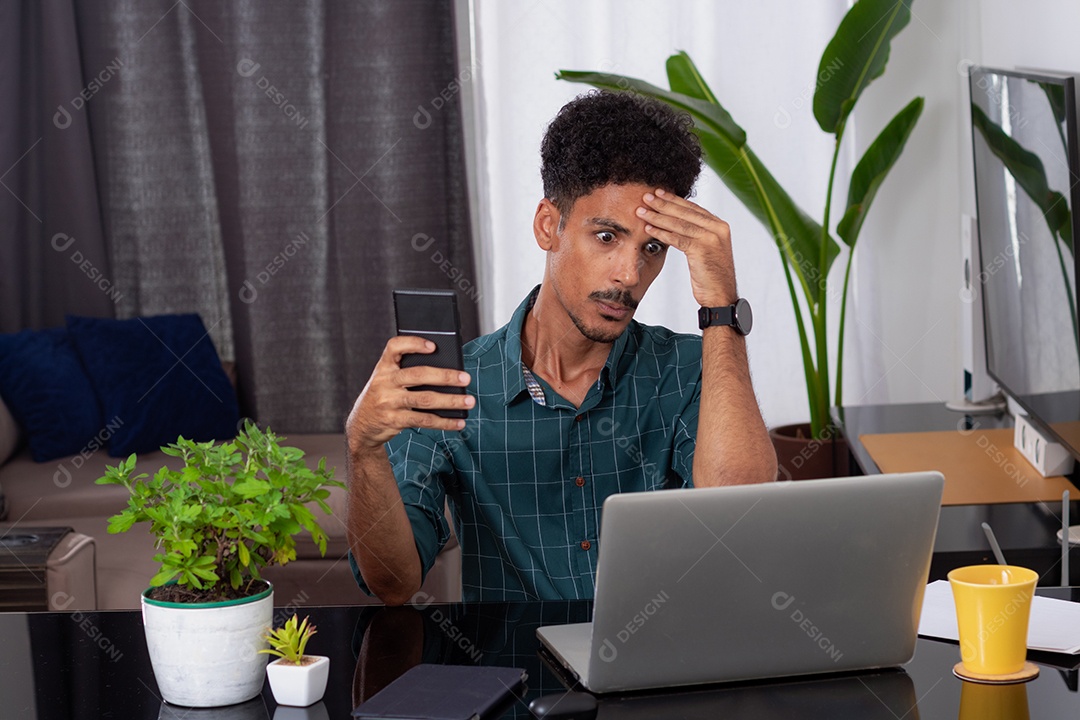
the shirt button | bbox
[575,476,586,487]
[575,414,583,422]
[580,540,591,551]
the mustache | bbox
[589,288,638,310]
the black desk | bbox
[3,600,1080,719]
[835,403,1080,584]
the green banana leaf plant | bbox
[1038,80,1071,156]
[557,0,924,439]
[971,93,1078,350]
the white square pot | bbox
[266,656,330,707]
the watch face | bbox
[734,298,753,335]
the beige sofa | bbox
[0,425,462,610]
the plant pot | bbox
[266,656,330,707]
[142,582,273,707]
[770,423,851,480]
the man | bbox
[347,91,776,605]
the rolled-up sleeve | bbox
[350,428,453,596]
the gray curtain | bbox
[0,0,116,330]
[2,0,478,433]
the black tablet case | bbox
[352,664,527,720]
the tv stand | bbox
[944,390,1008,415]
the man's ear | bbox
[533,198,561,251]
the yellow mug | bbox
[948,565,1038,675]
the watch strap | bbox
[698,305,736,330]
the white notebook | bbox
[918,580,1080,654]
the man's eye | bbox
[596,231,616,243]
[644,241,667,257]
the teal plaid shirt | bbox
[352,286,702,601]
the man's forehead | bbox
[564,183,657,212]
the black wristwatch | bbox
[698,298,753,336]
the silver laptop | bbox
[536,472,944,693]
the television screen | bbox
[969,66,1080,456]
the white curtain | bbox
[463,0,857,428]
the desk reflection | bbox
[352,602,590,717]
[958,680,1030,720]
[157,697,269,719]
[353,606,424,704]
[13,602,1080,718]
[591,670,918,719]
[351,601,920,719]
[155,696,329,720]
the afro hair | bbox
[540,90,703,221]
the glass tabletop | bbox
[3,600,1080,719]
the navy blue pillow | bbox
[0,328,104,462]
[66,314,239,456]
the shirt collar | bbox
[502,285,633,405]
[502,286,539,405]
[602,318,631,388]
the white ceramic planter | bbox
[142,583,273,707]
[266,656,330,707]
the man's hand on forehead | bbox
[636,189,738,308]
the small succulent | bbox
[260,614,317,665]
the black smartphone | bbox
[393,288,467,419]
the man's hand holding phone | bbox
[346,289,473,454]
[347,336,474,452]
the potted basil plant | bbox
[96,422,344,707]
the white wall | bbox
[844,0,1080,412]
[971,0,1080,81]
[962,0,1080,220]
[467,0,848,429]
[844,0,965,408]
[463,0,1080,426]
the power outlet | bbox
[1014,414,1075,477]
